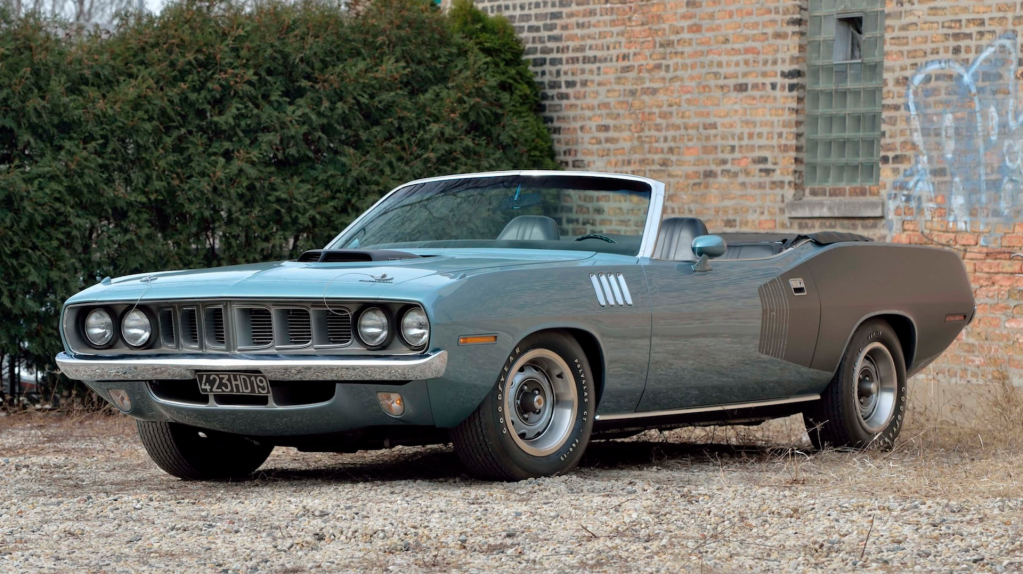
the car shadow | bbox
[249,440,794,484]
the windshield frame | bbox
[326,171,666,257]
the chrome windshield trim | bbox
[594,395,821,421]
[326,170,667,258]
[56,350,448,382]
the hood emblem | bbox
[359,273,394,284]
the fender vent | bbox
[589,273,634,307]
[758,277,789,360]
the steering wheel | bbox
[575,234,617,244]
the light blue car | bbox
[57,171,974,480]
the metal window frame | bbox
[325,171,666,260]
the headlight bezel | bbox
[119,306,157,349]
[81,307,118,349]
[355,306,394,350]
[399,306,430,350]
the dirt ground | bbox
[1,392,1021,574]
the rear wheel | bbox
[803,319,908,450]
[451,332,595,480]
[136,421,273,480]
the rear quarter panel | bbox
[804,243,974,374]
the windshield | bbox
[329,174,653,256]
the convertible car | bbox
[57,171,975,481]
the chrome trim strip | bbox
[326,170,667,258]
[594,395,820,421]
[616,273,634,305]
[598,274,616,307]
[56,350,448,382]
[589,274,607,306]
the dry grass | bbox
[4,375,1021,501]
[611,374,1023,502]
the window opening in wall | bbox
[835,16,863,62]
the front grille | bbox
[67,299,426,356]
[248,308,274,347]
[205,307,226,347]
[181,308,199,347]
[326,309,353,345]
[159,309,176,346]
[285,309,312,346]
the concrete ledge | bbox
[786,198,885,219]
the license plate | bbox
[197,372,270,396]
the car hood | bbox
[66,249,599,305]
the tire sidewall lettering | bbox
[495,336,593,470]
[848,323,907,447]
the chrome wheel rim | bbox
[855,342,897,433]
[504,349,577,457]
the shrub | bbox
[0,0,556,394]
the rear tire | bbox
[803,319,908,450]
[451,332,595,480]
[136,421,273,480]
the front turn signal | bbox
[377,392,405,417]
[108,389,133,412]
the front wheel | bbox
[136,421,274,480]
[803,319,908,450]
[451,332,595,480]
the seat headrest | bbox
[497,215,561,241]
[654,217,709,261]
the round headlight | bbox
[358,307,390,348]
[84,308,115,348]
[121,308,153,348]
[400,307,429,348]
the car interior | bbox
[363,215,821,260]
[653,217,802,261]
[488,215,797,261]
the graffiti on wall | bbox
[890,33,1023,242]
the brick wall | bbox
[882,0,1023,388]
[469,0,1023,387]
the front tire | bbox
[451,332,595,480]
[137,421,274,480]
[803,319,908,450]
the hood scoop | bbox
[297,249,422,263]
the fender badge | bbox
[359,273,393,284]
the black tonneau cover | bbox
[718,232,872,245]
[715,232,872,259]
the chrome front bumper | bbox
[55,350,448,382]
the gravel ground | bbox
[1,414,1021,573]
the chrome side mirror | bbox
[692,235,727,259]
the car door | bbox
[637,251,831,412]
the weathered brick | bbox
[466,0,1023,387]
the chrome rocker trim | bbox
[56,350,448,382]
[594,394,821,421]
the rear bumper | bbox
[55,350,448,382]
